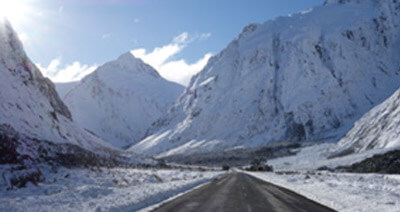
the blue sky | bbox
[6,0,323,85]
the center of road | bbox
[150,171,337,212]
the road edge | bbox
[138,172,228,212]
[239,170,339,211]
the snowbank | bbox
[0,167,223,212]
[246,171,400,212]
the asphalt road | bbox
[152,171,337,212]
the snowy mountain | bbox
[55,81,79,99]
[131,0,400,157]
[0,20,152,188]
[0,19,109,150]
[332,88,400,156]
[63,53,184,148]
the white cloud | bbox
[199,32,212,40]
[173,32,188,43]
[159,53,213,86]
[37,58,97,83]
[133,18,140,23]
[59,6,64,13]
[131,32,212,86]
[102,33,111,39]
[131,32,186,68]
[36,32,212,85]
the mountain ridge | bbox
[131,0,400,157]
[63,52,184,148]
[332,88,400,156]
[0,19,153,189]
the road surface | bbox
[151,171,336,212]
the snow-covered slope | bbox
[0,19,154,164]
[55,81,79,99]
[131,0,400,157]
[333,88,400,156]
[0,168,222,212]
[0,19,112,151]
[0,20,151,189]
[63,53,183,148]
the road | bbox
[151,171,336,212]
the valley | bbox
[0,0,399,211]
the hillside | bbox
[63,53,184,148]
[131,0,400,157]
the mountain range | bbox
[130,0,400,157]
[2,0,399,169]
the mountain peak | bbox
[0,19,72,120]
[0,19,30,76]
[110,51,161,78]
[131,0,400,157]
[0,18,22,50]
[62,51,184,148]
[0,20,113,150]
[117,51,139,62]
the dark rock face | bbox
[0,131,19,164]
[0,124,133,189]
[0,124,129,169]
[285,112,306,141]
[339,150,400,174]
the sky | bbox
[2,0,323,86]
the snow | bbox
[0,19,115,154]
[131,0,400,157]
[246,171,400,212]
[1,4,400,212]
[333,89,400,155]
[266,143,399,171]
[138,179,215,212]
[198,76,216,87]
[300,8,313,15]
[0,21,218,208]
[0,167,223,212]
[63,52,184,148]
[55,81,79,99]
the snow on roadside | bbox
[267,143,399,171]
[0,167,224,212]
[246,171,400,212]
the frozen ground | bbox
[246,171,400,212]
[0,167,223,212]
[267,143,399,171]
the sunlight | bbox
[0,0,30,26]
